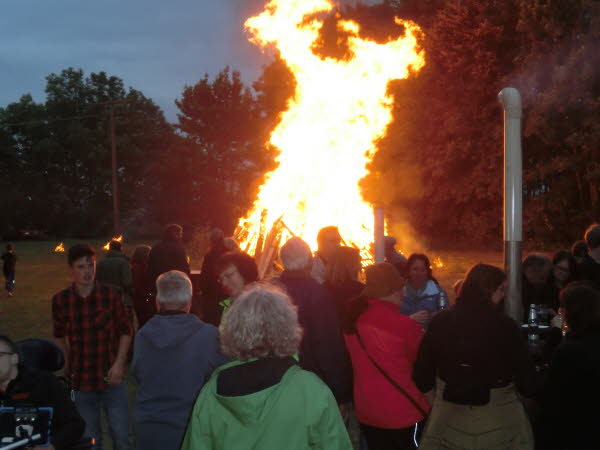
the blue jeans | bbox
[74,383,130,450]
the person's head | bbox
[560,281,600,337]
[131,245,151,265]
[67,244,96,287]
[458,264,507,307]
[384,236,396,255]
[552,251,577,286]
[406,253,433,289]
[324,246,362,286]
[363,262,405,303]
[316,226,342,260]
[216,252,259,299]
[522,253,553,286]
[108,240,122,252]
[219,284,302,360]
[571,240,589,263]
[0,335,19,388]
[209,228,224,247]
[156,270,192,312]
[223,237,239,252]
[280,237,312,272]
[163,224,183,242]
[584,223,600,251]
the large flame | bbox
[236,0,425,256]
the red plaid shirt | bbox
[52,281,133,392]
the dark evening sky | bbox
[0,0,379,122]
[0,0,274,122]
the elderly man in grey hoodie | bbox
[132,271,229,450]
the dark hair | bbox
[457,264,506,307]
[571,240,589,259]
[131,245,151,265]
[406,253,433,281]
[584,224,600,250]
[109,240,122,251]
[0,335,17,354]
[317,226,341,248]
[164,224,183,241]
[342,295,369,334]
[560,281,600,337]
[216,251,259,283]
[68,244,95,266]
[522,253,552,272]
[325,246,362,286]
[552,250,577,272]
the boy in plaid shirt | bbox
[53,244,133,450]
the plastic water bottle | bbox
[439,291,449,310]
[528,304,538,328]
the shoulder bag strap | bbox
[355,330,428,417]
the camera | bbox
[0,406,52,448]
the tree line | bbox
[1,0,598,247]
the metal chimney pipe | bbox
[498,87,523,323]
[374,207,385,263]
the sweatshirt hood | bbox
[139,313,205,349]
[211,360,300,426]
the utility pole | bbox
[98,99,136,236]
[109,106,120,235]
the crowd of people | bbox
[1,222,600,449]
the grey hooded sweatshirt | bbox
[132,312,229,450]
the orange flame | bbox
[54,242,65,253]
[236,0,425,255]
[433,257,444,268]
[103,235,123,251]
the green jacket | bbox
[95,250,132,305]
[180,359,352,450]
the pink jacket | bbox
[344,298,430,428]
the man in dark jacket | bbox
[96,240,132,305]
[274,237,352,410]
[132,270,228,450]
[0,335,85,450]
[198,228,228,325]
[147,224,190,293]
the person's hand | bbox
[551,313,564,329]
[107,361,126,385]
[410,310,429,324]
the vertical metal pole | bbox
[110,106,120,235]
[499,87,523,323]
[374,207,385,263]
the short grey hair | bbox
[280,237,312,271]
[156,270,192,307]
[219,284,302,360]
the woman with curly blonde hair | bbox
[181,284,352,450]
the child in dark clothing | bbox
[2,244,16,296]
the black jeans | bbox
[360,421,424,450]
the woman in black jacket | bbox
[537,281,600,450]
[413,264,536,450]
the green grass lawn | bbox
[1,240,503,341]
